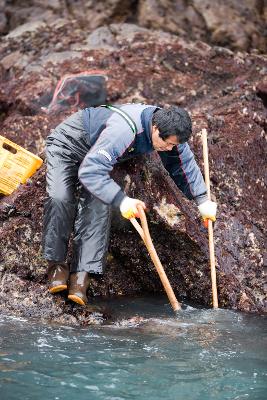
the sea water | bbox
[0,296,266,400]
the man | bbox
[43,104,217,305]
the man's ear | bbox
[151,125,159,135]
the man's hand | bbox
[198,200,217,222]
[120,196,146,219]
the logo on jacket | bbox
[97,149,112,162]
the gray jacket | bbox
[79,103,208,207]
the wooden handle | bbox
[130,206,181,312]
[202,129,219,309]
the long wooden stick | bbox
[130,206,181,312]
[202,129,219,308]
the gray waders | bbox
[43,110,111,274]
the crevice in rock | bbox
[125,0,139,23]
[0,100,11,124]
[111,0,137,21]
[256,86,267,108]
[255,0,265,16]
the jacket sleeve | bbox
[158,143,208,205]
[78,115,135,206]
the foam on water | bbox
[0,296,266,400]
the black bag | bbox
[43,71,107,114]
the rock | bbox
[33,0,61,12]
[0,1,7,34]
[0,18,266,324]
[192,0,266,52]
[85,26,118,50]
[5,20,46,39]
[23,51,83,75]
[3,3,60,32]
[85,23,151,50]
[138,0,188,35]
[137,0,267,52]
[39,50,83,65]
[1,1,266,53]
[256,80,267,107]
[0,14,7,35]
[0,51,23,70]
[0,272,106,326]
[84,23,170,51]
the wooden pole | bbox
[201,129,219,308]
[130,206,181,312]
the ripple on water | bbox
[0,298,266,400]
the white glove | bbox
[120,196,146,219]
[198,200,217,222]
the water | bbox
[0,296,266,400]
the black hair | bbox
[152,106,192,143]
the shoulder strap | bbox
[100,105,138,135]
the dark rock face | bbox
[1,1,266,53]
[0,17,266,324]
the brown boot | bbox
[68,272,90,306]
[47,262,69,294]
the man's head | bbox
[151,106,192,151]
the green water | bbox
[0,296,266,400]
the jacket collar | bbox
[141,106,160,147]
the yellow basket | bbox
[0,135,43,195]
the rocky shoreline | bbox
[0,1,266,325]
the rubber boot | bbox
[47,261,69,294]
[68,272,90,306]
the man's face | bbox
[151,125,179,151]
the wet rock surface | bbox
[0,5,266,324]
